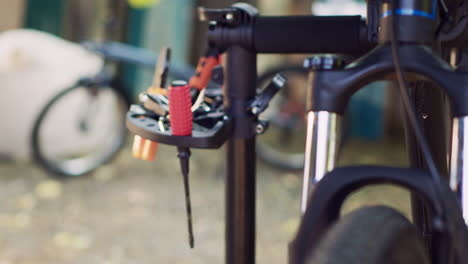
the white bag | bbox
[0,29,103,161]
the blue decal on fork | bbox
[381,0,437,20]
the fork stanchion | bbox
[301,111,341,213]
[449,116,468,224]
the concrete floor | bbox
[0,140,410,264]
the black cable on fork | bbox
[389,0,444,214]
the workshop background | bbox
[0,0,409,263]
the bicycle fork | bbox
[449,116,468,224]
[303,107,468,223]
[301,111,341,213]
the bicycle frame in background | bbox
[126,0,468,263]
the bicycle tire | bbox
[305,206,430,264]
[31,81,130,177]
[256,65,308,170]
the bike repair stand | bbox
[201,3,375,263]
[129,2,371,264]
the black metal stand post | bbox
[225,45,257,264]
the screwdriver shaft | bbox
[177,147,194,248]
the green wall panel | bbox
[123,0,193,97]
[24,0,66,35]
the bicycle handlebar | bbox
[254,15,369,54]
[82,41,157,67]
[208,15,372,54]
[81,41,195,80]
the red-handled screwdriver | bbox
[168,80,195,248]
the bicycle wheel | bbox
[305,206,430,264]
[31,81,129,177]
[256,65,308,170]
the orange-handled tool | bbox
[188,52,220,91]
[132,47,171,161]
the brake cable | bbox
[389,0,444,209]
[390,10,442,185]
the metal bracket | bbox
[198,7,243,26]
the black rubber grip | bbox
[254,16,367,54]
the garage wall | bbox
[0,0,25,31]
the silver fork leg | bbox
[301,111,341,213]
[450,116,468,224]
